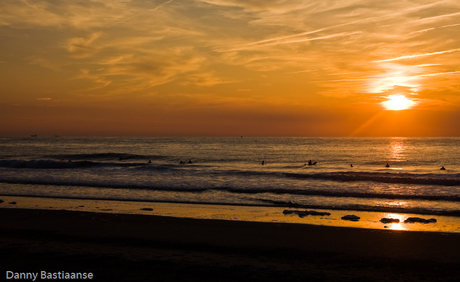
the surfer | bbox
[385,163,390,168]
[440,166,446,170]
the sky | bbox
[2,0,460,137]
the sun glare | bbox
[382,95,415,111]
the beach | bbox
[2,137,460,281]
[2,207,459,282]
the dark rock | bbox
[380,218,400,224]
[306,210,331,216]
[9,201,17,205]
[283,210,296,215]
[341,215,360,221]
[0,199,3,204]
[141,208,154,211]
[404,217,437,224]
[283,209,331,217]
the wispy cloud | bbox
[237,28,328,48]
[66,32,102,58]
[417,70,460,77]
[182,71,239,86]
[73,46,209,95]
[221,31,362,52]
[442,22,460,28]
[2,0,460,109]
[411,10,460,24]
[407,28,436,35]
[110,0,174,27]
[374,48,460,63]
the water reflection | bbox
[380,213,408,231]
[385,199,407,205]
[390,137,407,161]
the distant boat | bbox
[31,135,37,137]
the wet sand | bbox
[3,195,460,233]
[1,208,459,282]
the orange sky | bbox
[1,0,460,137]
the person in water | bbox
[440,166,446,170]
[385,163,390,167]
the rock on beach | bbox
[380,218,400,224]
[404,217,437,224]
[283,210,331,217]
[341,215,360,221]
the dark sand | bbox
[1,208,459,282]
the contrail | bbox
[259,31,362,47]
[221,31,362,52]
[407,28,435,35]
[417,70,460,77]
[219,1,445,52]
[110,0,174,27]
[240,28,327,47]
[374,48,460,63]
[412,10,460,24]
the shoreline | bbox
[1,195,460,233]
[1,207,460,281]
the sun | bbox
[382,95,415,111]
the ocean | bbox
[1,137,460,220]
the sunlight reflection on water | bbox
[380,213,409,231]
[390,138,406,161]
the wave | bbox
[0,160,102,169]
[47,152,167,161]
[0,159,174,170]
[224,187,460,202]
[1,176,460,202]
[206,169,460,186]
[283,171,460,186]
[2,158,460,187]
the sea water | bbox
[1,137,460,217]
